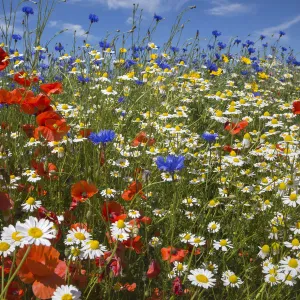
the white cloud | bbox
[206,0,250,16]
[259,15,300,37]
[69,0,192,13]
[49,21,58,27]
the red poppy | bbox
[124,283,136,292]
[31,159,57,179]
[34,111,70,141]
[71,180,98,202]
[21,94,52,115]
[0,89,11,104]
[225,120,248,135]
[131,131,155,147]
[22,124,35,138]
[122,181,146,201]
[0,192,14,211]
[292,100,300,114]
[13,71,39,87]
[161,246,188,263]
[79,128,92,138]
[147,260,161,278]
[6,281,24,300]
[101,201,126,222]
[9,88,34,105]
[123,236,143,254]
[40,82,63,95]
[0,47,9,71]
[16,245,66,299]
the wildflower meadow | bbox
[1,0,300,299]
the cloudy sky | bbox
[2,0,300,56]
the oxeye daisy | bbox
[110,219,132,235]
[180,232,194,244]
[278,271,297,286]
[0,240,15,257]
[21,197,42,212]
[81,240,107,259]
[258,244,270,259]
[213,238,233,252]
[66,228,91,245]
[111,231,130,242]
[128,209,141,219]
[1,223,25,247]
[100,188,116,198]
[282,192,300,207]
[173,261,188,276]
[68,246,84,261]
[284,238,300,250]
[27,173,41,183]
[101,85,117,95]
[222,270,243,288]
[207,221,220,233]
[52,284,82,300]
[190,236,206,247]
[279,256,300,276]
[188,268,216,288]
[16,216,55,246]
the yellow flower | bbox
[241,56,251,64]
[222,55,229,63]
[119,48,127,53]
[258,72,269,80]
[210,68,223,76]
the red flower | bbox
[21,94,52,115]
[0,89,11,104]
[40,82,63,95]
[6,281,24,300]
[0,192,14,211]
[225,120,248,135]
[71,180,98,202]
[34,111,70,141]
[161,247,188,263]
[16,245,66,299]
[13,71,39,87]
[172,277,183,296]
[292,100,300,114]
[123,236,143,253]
[101,201,126,222]
[0,47,9,71]
[122,181,146,201]
[31,159,57,179]
[22,124,35,138]
[9,88,35,105]
[131,131,155,147]
[147,260,161,278]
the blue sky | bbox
[2,0,300,56]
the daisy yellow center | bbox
[28,227,43,238]
[220,239,227,246]
[292,239,300,247]
[196,274,209,283]
[229,274,238,283]
[211,224,217,230]
[296,222,300,229]
[0,242,10,251]
[264,200,270,205]
[61,294,73,300]
[194,238,201,243]
[286,274,293,281]
[228,106,236,112]
[71,248,81,256]
[261,245,270,253]
[279,183,286,190]
[271,119,278,124]
[184,234,191,240]
[61,104,69,110]
[116,220,125,229]
[233,158,240,163]
[209,200,216,206]
[177,263,183,271]
[269,276,277,282]
[74,232,86,240]
[89,240,99,250]
[288,258,298,268]
[12,231,23,241]
[31,174,37,178]
[106,86,113,92]
[10,175,15,179]
[290,194,297,201]
[26,197,35,205]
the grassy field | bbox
[1,1,300,299]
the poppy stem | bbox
[0,245,32,299]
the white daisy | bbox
[21,197,42,212]
[213,239,233,252]
[52,284,82,300]
[0,240,15,257]
[81,240,107,259]
[66,228,91,245]
[222,270,243,288]
[16,216,55,246]
[188,268,216,288]
[1,223,25,247]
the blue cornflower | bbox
[22,6,34,15]
[124,59,137,69]
[217,42,226,50]
[281,47,287,52]
[215,53,220,60]
[89,14,99,23]
[156,155,185,173]
[182,48,187,53]
[118,97,125,103]
[135,80,144,85]
[170,46,180,53]
[78,75,90,83]
[88,130,115,145]
[212,30,221,37]
[205,60,218,72]
[241,70,249,76]
[154,14,163,21]
[245,40,254,46]
[234,39,241,45]
[99,41,110,49]
[279,31,286,37]
[248,47,256,55]
[208,44,214,50]
[260,35,266,40]
[12,34,22,41]
[202,132,218,142]
[55,43,64,52]
[262,43,268,48]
